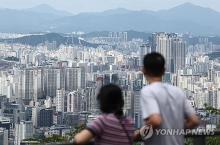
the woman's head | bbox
[97,84,124,116]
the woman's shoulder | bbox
[95,114,115,121]
[96,114,133,124]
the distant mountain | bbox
[156,3,220,33]
[0,4,71,33]
[47,3,220,34]
[0,3,220,34]
[102,8,136,15]
[82,31,109,38]
[0,33,99,49]
[48,9,157,33]
[25,4,72,16]
[0,9,50,32]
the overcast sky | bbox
[0,0,219,14]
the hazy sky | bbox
[0,0,220,14]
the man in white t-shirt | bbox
[139,52,199,145]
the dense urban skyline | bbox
[1,30,220,145]
[0,1,220,144]
[0,0,220,14]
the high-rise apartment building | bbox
[19,69,34,101]
[108,32,128,42]
[0,128,8,145]
[33,69,44,101]
[139,43,151,66]
[15,121,33,145]
[44,68,59,97]
[65,67,86,91]
[208,88,218,109]
[173,38,186,72]
[133,91,142,128]
[38,108,53,127]
[85,86,96,113]
[66,91,81,113]
[18,68,44,102]
[56,89,65,112]
[151,32,186,73]
[57,68,66,90]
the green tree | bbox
[204,104,220,145]
[42,134,67,143]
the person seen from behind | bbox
[139,52,199,145]
[74,84,134,145]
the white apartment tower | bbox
[44,68,58,97]
[152,32,186,73]
[17,69,44,101]
[15,121,33,145]
[56,89,65,112]
[33,69,43,101]
[44,68,65,97]
[139,43,151,66]
[66,91,81,113]
[0,128,8,145]
[65,67,86,91]
[18,69,34,101]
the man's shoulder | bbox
[165,84,185,94]
[140,84,159,98]
[141,83,163,92]
[141,85,152,94]
[141,83,185,96]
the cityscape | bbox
[0,1,220,145]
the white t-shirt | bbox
[141,82,195,145]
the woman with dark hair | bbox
[74,84,134,145]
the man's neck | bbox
[148,77,162,84]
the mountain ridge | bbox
[25,4,72,16]
[0,33,99,49]
[0,3,220,34]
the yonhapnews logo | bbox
[140,125,154,140]
[139,125,215,140]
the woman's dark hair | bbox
[97,84,124,117]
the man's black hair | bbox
[97,84,124,116]
[143,52,165,77]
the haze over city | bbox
[0,0,220,14]
[0,0,220,145]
